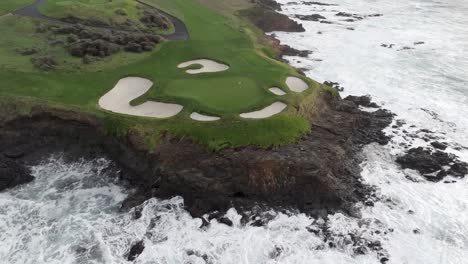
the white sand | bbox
[240,102,287,119]
[268,87,286,96]
[178,59,229,74]
[286,76,309,92]
[190,112,220,121]
[99,77,183,118]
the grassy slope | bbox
[0,0,329,150]
[40,0,174,34]
[0,0,33,15]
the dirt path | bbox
[13,0,189,41]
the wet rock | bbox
[218,217,233,227]
[381,44,395,48]
[257,0,282,10]
[336,12,353,17]
[344,95,379,108]
[281,45,312,57]
[323,81,344,91]
[295,14,326,21]
[199,217,210,229]
[127,240,144,261]
[242,7,305,32]
[300,1,337,6]
[133,206,143,219]
[269,246,282,258]
[0,156,34,191]
[380,257,389,263]
[430,141,447,150]
[0,92,393,221]
[396,147,468,181]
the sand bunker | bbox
[240,102,287,119]
[269,87,286,96]
[190,112,220,121]
[286,76,309,92]
[99,77,183,118]
[178,59,229,74]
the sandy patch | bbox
[240,102,287,119]
[269,87,286,96]
[99,77,183,118]
[190,112,220,121]
[178,59,229,74]
[286,76,309,92]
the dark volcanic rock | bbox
[323,81,344,92]
[295,14,326,21]
[0,94,392,218]
[242,7,305,32]
[300,1,337,6]
[218,217,233,226]
[0,156,34,191]
[345,95,379,108]
[396,147,468,181]
[127,240,144,261]
[430,141,447,150]
[257,0,282,10]
[281,45,312,57]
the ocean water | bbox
[1,0,468,263]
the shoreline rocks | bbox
[241,7,305,32]
[0,94,393,219]
[396,147,468,182]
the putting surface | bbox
[164,76,265,113]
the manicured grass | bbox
[0,0,330,149]
[165,77,266,113]
[0,0,33,15]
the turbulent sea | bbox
[1,0,468,263]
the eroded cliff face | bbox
[0,92,392,219]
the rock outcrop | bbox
[0,93,392,218]
[0,156,33,191]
